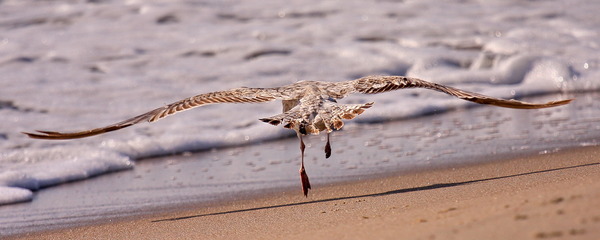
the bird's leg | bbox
[299,134,311,196]
[324,132,331,158]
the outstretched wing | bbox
[344,75,572,109]
[24,87,285,140]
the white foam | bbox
[0,187,32,205]
[0,146,133,204]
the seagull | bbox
[24,75,572,196]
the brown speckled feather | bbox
[23,75,573,196]
[24,87,286,139]
[24,75,572,140]
[347,76,571,109]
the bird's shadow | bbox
[152,161,599,223]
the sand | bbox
[11,145,600,240]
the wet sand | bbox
[12,144,600,240]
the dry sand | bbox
[12,145,600,240]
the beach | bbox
[11,144,600,240]
[3,91,598,237]
[2,0,600,238]
[5,92,600,239]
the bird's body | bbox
[24,75,572,196]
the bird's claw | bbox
[324,141,331,158]
[300,166,311,197]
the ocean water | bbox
[0,0,599,210]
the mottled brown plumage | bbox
[23,75,573,196]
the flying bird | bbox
[24,75,572,196]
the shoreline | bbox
[12,144,600,239]
[2,92,597,238]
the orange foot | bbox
[300,166,311,197]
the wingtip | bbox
[22,130,54,139]
[561,98,574,104]
[34,130,60,134]
[21,131,34,137]
[547,98,574,108]
[22,129,88,140]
